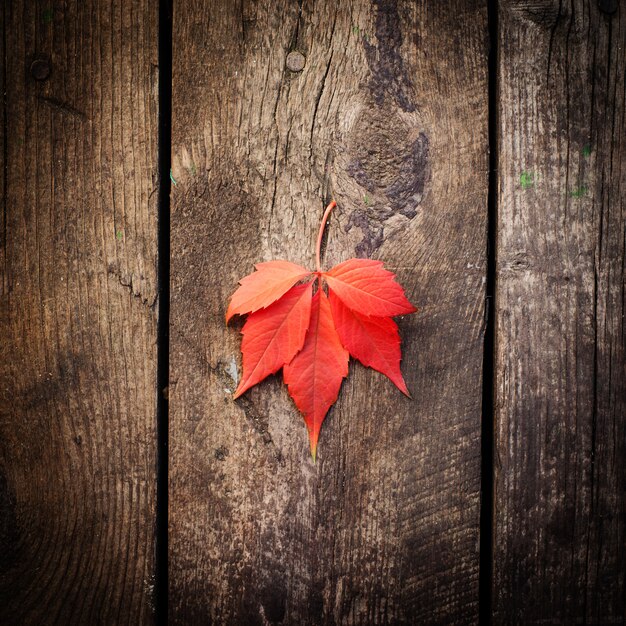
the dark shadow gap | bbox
[480,0,498,623]
[2,1,7,282]
[156,0,172,623]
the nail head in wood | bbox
[286,51,306,72]
[30,58,51,81]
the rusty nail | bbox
[30,58,51,81]
[286,51,306,73]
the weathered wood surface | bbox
[494,0,625,623]
[169,1,488,623]
[0,1,158,623]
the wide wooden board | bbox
[170,1,488,623]
[494,1,625,622]
[0,2,158,623]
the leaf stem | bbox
[315,200,336,273]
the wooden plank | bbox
[0,2,158,623]
[169,1,488,623]
[494,1,625,622]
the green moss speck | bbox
[569,185,588,198]
[520,171,535,190]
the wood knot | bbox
[332,104,430,256]
[598,0,618,15]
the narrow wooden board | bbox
[0,2,158,623]
[170,1,488,623]
[494,1,625,622]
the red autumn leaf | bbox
[324,258,417,318]
[226,260,311,322]
[234,282,313,399]
[227,201,417,460]
[328,290,410,397]
[283,290,349,461]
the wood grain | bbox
[169,1,488,623]
[0,1,158,623]
[494,0,625,622]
